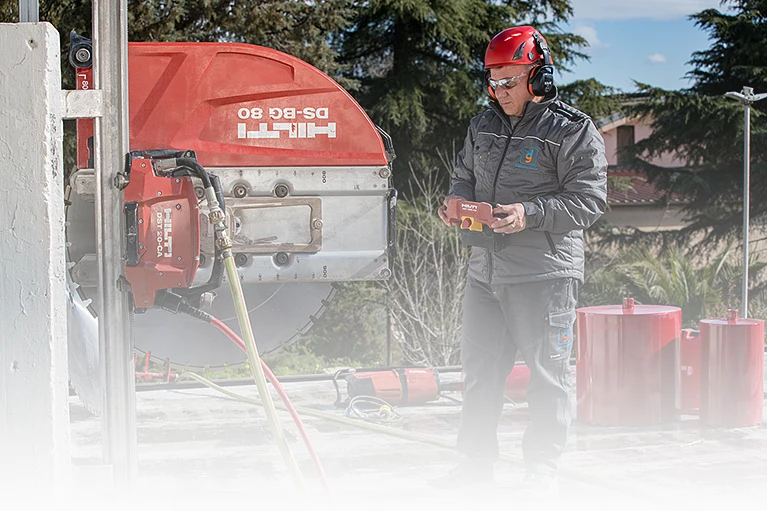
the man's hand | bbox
[438,196,462,227]
[491,203,527,234]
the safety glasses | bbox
[487,74,526,91]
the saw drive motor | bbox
[122,152,203,308]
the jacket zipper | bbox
[544,231,558,255]
[488,105,527,283]
[488,134,511,284]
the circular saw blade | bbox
[66,275,103,415]
[128,281,334,367]
[65,183,334,370]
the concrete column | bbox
[0,23,70,496]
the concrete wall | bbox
[0,23,70,495]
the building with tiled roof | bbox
[598,114,690,231]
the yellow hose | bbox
[222,254,307,493]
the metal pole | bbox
[18,0,39,22]
[743,100,751,318]
[725,87,767,318]
[92,0,137,489]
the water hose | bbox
[208,317,331,497]
[156,292,331,497]
[203,179,306,494]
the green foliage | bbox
[337,0,587,187]
[294,282,389,366]
[581,243,767,326]
[261,343,338,376]
[606,174,635,199]
[0,0,15,20]
[623,1,767,242]
[687,0,767,97]
[198,363,252,380]
[558,78,625,120]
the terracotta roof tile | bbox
[607,169,689,206]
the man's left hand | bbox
[491,203,527,234]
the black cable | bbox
[154,290,213,323]
[332,369,351,407]
[209,174,226,213]
[175,157,212,189]
[164,157,226,305]
[345,396,401,424]
[439,394,463,405]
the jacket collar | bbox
[489,86,558,132]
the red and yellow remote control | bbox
[445,198,496,232]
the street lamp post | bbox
[725,86,767,318]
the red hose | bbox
[208,317,331,496]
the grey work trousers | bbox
[457,276,577,474]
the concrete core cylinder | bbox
[576,300,681,426]
[700,311,764,427]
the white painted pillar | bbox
[0,23,71,496]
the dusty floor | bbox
[12,364,767,511]
[57,363,767,511]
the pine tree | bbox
[558,78,624,120]
[1,0,591,187]
[336,0,587,185]
[0,1,354,87]
[626,0,767,242]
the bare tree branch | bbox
[385,164,469,366]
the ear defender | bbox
[528,32,555,97]
[527,66,538,96]
[528,64,554,97]
[485,71,497,100]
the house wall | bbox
[601,205,688,231]
[601,119,685,168]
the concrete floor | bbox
[49,366,767,511]
[11,364,762,511]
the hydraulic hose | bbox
[176,156,308,494]
[183,374,657,504]
[156,289,330,497]
[208,316,331,497]
[152,155,310,493]
[220,254,307,493]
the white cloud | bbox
[573,24,610,50]
[647,53,669,64]
[570,0,725,20]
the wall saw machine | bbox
[65,34,396,412]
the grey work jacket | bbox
[449,88,608,284]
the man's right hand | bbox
[438,196,462,227]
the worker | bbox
[434,26,608,494]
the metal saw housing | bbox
[66,39,395,367]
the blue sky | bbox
[559,0,729,91]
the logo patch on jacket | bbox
[516,146,539,171]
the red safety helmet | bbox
[484,26,552,69]
[484,26,554,98]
